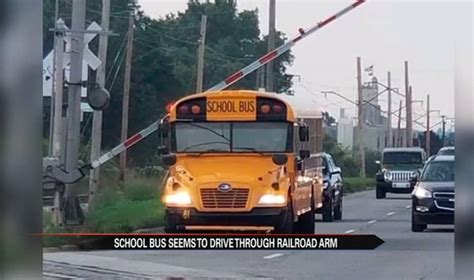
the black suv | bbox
[315,153,343,222]
[411,155,454,232]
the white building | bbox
[337,108,354,149]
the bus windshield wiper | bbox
[232,146,266,156]
[178,122,231,142]
[182,142,230,152]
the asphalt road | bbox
[43,190,454,280]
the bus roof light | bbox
[272,104,283,114]
[178,105,190,115]
[261,104,270,114]
[191,105,201,114]
[166,102,175,113]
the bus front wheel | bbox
[274,199,294,234]
[295,206,315,234]
[164,212,184,233]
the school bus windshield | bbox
[171,121,292,153]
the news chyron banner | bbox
[76,234,385,250]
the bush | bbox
[323,134,360,177]
[343,177,375,193]
[123,178,158,201]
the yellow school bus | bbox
[158,90,323,233]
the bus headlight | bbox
[258,194,286,205]
[163,191,192,206]
[414,186,432,198]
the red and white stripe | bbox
[206,0,365,92]
[90,120,160,169]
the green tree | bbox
[364,149,381,178]
[43,0,294,166]
[323,134,360,177]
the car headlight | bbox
[384,170,392,181]
[413,186,432,198]
[163,191,192,206]
[258,194,286,205]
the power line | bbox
[105,29,129,85]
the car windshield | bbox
[172,122,291,153]
[382,152,423,165]
[420,161,454,182]
[438,148,454,155]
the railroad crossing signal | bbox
[42,20,102,98]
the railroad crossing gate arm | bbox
[70,0,366,177]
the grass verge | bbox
[343,177,375,194]
[43,176,165,247]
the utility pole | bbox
[387,71,392,147]
[396,100,402,147]
[407,85,413,147]
[404,61,412,147]
[89,0,110,204]
[49,0,60,155]
[356,57,365,178]
[196,14,207,93]
[52,19,66,157]
[426,94,430,155]
[256,67,261,90]
[441,115,446,147]
[64,0,86,225]
[266,0,276,92]
[119,12,135,182]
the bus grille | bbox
[200,188,249,209]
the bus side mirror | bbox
[159,121,170,138]
[299,126,309,142]
[272,154,288,165]
[162,154,177,166]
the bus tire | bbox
[275,198,294,234]
[164,213,182,233]
[295,206,315,234]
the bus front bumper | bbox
[165,207,287,232]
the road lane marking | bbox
[263,253,284,260]
[43,272,77,279]
[386,212,396,216]
[406,205,412,209]
[344,229,356,234]
[368,220,377,224]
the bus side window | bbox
[158,119,170,155]
[293,123,299,153]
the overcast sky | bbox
[137,0,462,131]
